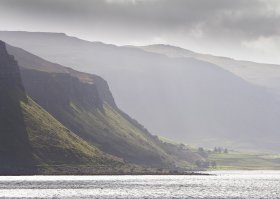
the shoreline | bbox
[0,172,212,176]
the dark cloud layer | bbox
[0,0,280,63]
[1,0,279,38]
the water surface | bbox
[0,171,279,198]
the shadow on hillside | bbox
[0,41,37,174]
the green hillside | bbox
[0,40,128,175]
[21,68,198,168]
[7,43,202,169]
[209,151,280,170]
[21,97,126,174]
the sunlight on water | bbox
[0,171,280,198]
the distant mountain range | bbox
[139,44,280,91]
[0,39,203,174]
[1,31,279,152]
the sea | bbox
[0,170,279,199]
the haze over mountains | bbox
[0,31,280,152]
[1,39,203,174]
[140,44,280,99]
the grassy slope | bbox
[17,67,202,169]
[21,97,185,174]
[159,135,280,170]
[0,41,128,174]
[21,97,128,174]
[67,96,202,169]
[0,40,201,174]
[6,44,202,169]
[64,101,177,167]
[20,69,173,167]
[209,152,280,170]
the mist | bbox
[0,0,280,64]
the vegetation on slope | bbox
[3,43,203,169]
[3,32,280,152]
[20,67,202,169]
[209,151,280,170]
[0,40,133,175]
[21,98,126,173]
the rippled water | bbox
[0,171,280,198]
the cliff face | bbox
[0,40,202,173]
[0,41,34,169]
[5,42,117,108]
[0,41,126,174]
[2,31,280,152]
[20,68,170,167]
[21,69,103,114]
[6,43,202,168]
[0,42,26,101]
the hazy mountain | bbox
[139,44,280,98]
[0,41,126,175]
[1,31,280,152]
[5,43,202,169]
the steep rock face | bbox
[6,43,172,167]
[0,41,125,174]
[20,97,125,175]
[0,42,26,102]
[0,41,35,169]
[1,31,280,152]
[20,68,172,167]
[5,43,117,108]
[6,44,202,168]
[21,69,103,115]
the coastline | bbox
[0,169,212,176]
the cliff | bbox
[6,43,202,169]
[0,41,126,175]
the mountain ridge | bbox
[1,31,280,152]
[0,40,130,175]
[5,42,202,169]
[3,30,279,66]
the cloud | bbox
[0,0,280,63]
[1,0,279,38]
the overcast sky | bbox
[0,0,280,64]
